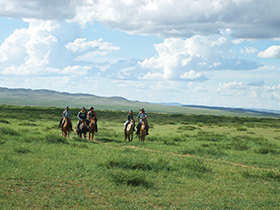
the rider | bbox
[124,110,135,131]
[87,106,98,132]
[76,107,87,132]
[60,106,73,131]
[136,108,149,135]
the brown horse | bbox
[88,118,96,141]
[124,119,135,142]
[62,117,71,138]
[139,121,147,142]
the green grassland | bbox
[0,105,280,209]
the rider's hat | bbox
[82,107,85,110]
[90,107,94,110]
[65,106,69,109]
[129,110,133,112]
[140,108,145,111]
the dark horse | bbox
[77,120,89,138]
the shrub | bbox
[230,138,250,151]
[0,119,10,124]
[177,125,197,131]
[236,135,268,146]
[184,158,212,173]
[178,147,197,155]
[0,127,20,136]
[195,131,227,142]
[163,140,178,146]
[101,157,174,172]
[237,127,247,131]
[110,169,152,188]
[242,170,280,182]
[254,147,279,155]
[44,133,69,144]
[13,147,31,154]
[197,147,226,157]
[19,122,37,126]
[72,143,89,149]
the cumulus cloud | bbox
[258,45,280,58]
[1,1,280,39]
[71,0,280,39]
[139,35,261,80]
[0,19,59,75]
[0,0,78,20]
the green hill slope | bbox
[0,87,279,118]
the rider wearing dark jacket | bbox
[76,107,87,131]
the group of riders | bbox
[59,106,149,135]
[59,106,97,133]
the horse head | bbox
[89,118,96,127]
[130,119,135,125]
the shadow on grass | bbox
[98,138,121,143]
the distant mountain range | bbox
[0,87,279,118]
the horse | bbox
[77,120,89,138]
[88,118,96,141]
[62,117,71,138]
[139,121,147,142]
[124,119,135,142]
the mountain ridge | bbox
[1,87,279,118]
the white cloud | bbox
[65,38,120,53]
[139,35,259,80]
[141,72,163,80]
[258,45,280,58]
[180,70,203,80]
[0,0,78,20]
[240,47,258,54]
[61,65,91,75]
[0,19,59,75]
[70,0,280,39]
[65,38,120,61]
[1,1,279,39]
[219,81,246,90]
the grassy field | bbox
[0,105,280,209]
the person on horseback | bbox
[124,110,135,131]
[61,106,73,131]
[87,106,98,132]
[76,107,87,132]
[136,108,149,135]
[87,107,96,119]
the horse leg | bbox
[124,131,127,141]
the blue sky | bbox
[0,0,280,110]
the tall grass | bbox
[0,105,280,209]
